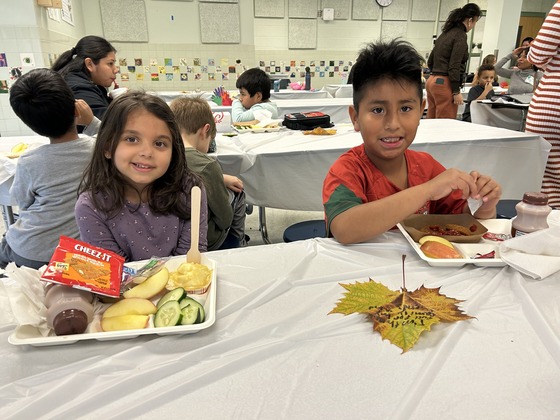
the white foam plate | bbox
[397,218,511,267]
[8,255,217,347]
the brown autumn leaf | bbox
[329,278,473,353]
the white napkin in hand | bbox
[253,109,273,127]
[499,226,560,279]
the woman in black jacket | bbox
[52,35,118,121]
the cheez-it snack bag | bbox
[42,236,124,297]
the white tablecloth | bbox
[211,97,353,124]
[152,90,214,102]
[2,231,559,418]
[324,84,353,98]
[270,89,331,100]
[471,100,529,131]
[215,119,551,211]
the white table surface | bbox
[215,119,551,211]
[1,226,560,418]
[154,89,332,104]
[211,97,353,124]
[471,100,529,131]
[324,84,353,98]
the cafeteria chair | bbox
[283,219,326,242]
[496,199,519,219]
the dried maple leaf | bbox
[330,279,473,353]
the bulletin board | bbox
[351,0,380,21]
[288,19,317,48]
[288,0,318,19]
[99,0,148,42]
[321,0,350,20]
[200,3,240,44]
[254,0,285,18]
[381,0,409,21]
[411,0,437,21]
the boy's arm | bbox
[232,99,255,122]
[201,162,234,230]
[10,160,35,210]
[223,174,243,193]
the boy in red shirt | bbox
[322,39,502,244]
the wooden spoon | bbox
[186,186,202,263]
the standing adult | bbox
[525,1,560,208]
[426,3,481,119]
[52,35,118,122]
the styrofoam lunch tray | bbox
[397,218,511,267]
[8,255,217,347]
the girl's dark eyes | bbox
[154,140,169,148]
[125,136,137,143]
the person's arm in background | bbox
[231,99,255,122]
[75,99,101,136]
[72,82,110,120]
[527,1,560,71]
[494,54,515,78]
[447,35,469,104]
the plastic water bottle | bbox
[273,80,280,92]
[304,67,311,90]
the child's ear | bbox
[255,92,263,102]
[349,105,360,132]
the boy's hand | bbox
[483,81,493,94]
[75,99,94,126]
[224,174,243,193]
[469,171,502,218]
[426,168,478,201]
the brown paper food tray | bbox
[401,214,487,243]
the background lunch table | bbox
[471,99,530,131]
[155,89,332,104]
[1,225,559,418]
[211,96,353,124]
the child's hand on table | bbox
[224,174,243,193]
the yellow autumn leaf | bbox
[330,279,473,353]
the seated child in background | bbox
[472,54,498,85]
[0,68,96,269]
[462,64,496,122]
[75,91,208,262]
[322,39,502,245]
[495,46,542,94]
[171,97,247,250]
[232,68,278,123]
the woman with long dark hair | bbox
[52,35,118,121]
[426,3,481,119]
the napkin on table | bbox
[499,226,560,279]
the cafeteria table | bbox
[211,97,353,124]
[471,99,529,131]
[1,219,560,418]
[214,119,551,241]
[155,89,332,104]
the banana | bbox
[10,143,28,154]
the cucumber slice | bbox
[179,297,205,323]
[154,301,182,327]
[156,287,186,309]
[180,304,199,325]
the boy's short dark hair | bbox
[9,68,75,138]
[236,68,271,101]
[477,64,495,76]
[352,39,424,111]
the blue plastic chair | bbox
[283,220,326,242]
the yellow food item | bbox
[420,241,462,259]
[101,314,150,331]
[418,235,454,249]
[303,127,337,135]
[123,267,169,299]
[11,143,28,154]
[167,262,212,292]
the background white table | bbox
[2,226,559,418]
[324,84,353,98]
[471,100,529,131]
[215,119,551,211]
[211,97,353,124]
[155,89,332,104]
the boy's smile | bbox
[349,79,425,169]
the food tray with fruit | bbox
[8,255,217,347]
[232,122,283,133]
[397,217,511,267]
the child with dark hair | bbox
[462,64,496,122]
[232,67,278,122]
[171,96,247,250]
[52,35,118,124]
[495,46,542,94]
[0,68,96,269]
[75,91,208,262]
[322,39,502,244]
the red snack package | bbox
[41,236,124,297]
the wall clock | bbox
[376,0,393,6]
